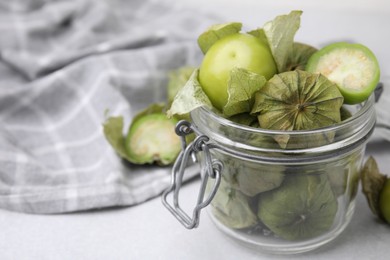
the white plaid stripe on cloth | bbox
[0,0,216,213]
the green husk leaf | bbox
[167,66,196,104]
[361,156,388,218]
[132,103,167,123]
[263,10,302,73]
[197,22,242,54]
[211,152,284,197]
[228,113,258,126]
[273,131,336,150]
[167,69,213,117]
[103,116,132,161]
[247,28,270,47]
[223,68,267,117]
[234,162,285,197]
[326,167,348,197]
[348,153,363,200]
[209,178,258,229]
[285,42,318,71]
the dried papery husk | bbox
[208,177,258,229]
[361,156,387,219]
[213,152,285,197]
[252,70,344,149]
[285,42,317,71]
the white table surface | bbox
[1,1,390,259]
[1,140,389,260]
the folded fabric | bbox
[0,0,217,213]
[374,80,390,142]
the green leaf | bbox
[228,113,258,126]
[361,156,388,218]
[167,66,196,104]
[222,68,267,117]
[285,42,318,71]
[247,28,269,47]
[132,103,166,123]
[103,116,133,161]
[208,178,258,229]
[167,69,213,117]
[263,10,302,73]
[197,22,242,54]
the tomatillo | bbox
[306,42,380,104]
[125,113,181,165]
[199,33,277,111]
[379,178,390,223]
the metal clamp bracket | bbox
[161,120,222,229]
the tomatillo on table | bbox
[362,156,390,224]
[379,179,390,223]
[125,113,181,165]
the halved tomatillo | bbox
[306,42,380,104]
[125,113,181,165]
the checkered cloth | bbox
[375,82,390,141]
[0,0,216,213]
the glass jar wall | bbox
[191,94,376,254]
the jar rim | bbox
[197,94,375,136]
[190,93,376,158]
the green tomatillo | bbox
[361,156,390,224]
[198,33,277,111]
[103,104,182,166]
[379,179,390,223]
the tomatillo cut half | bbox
[125,113,181,165]
[306,42,380,104]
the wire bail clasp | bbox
[161,120,222,229]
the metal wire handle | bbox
[161,120,223,229]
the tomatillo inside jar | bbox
[162,94,376,255]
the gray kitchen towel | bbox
[0,0,217,213]
[375,80,390,142]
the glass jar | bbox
[162,94,376,254]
